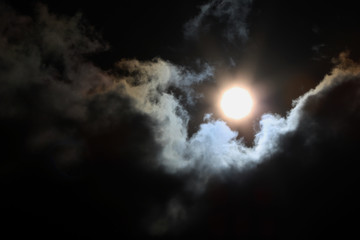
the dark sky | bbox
[1,0,360,238]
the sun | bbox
[221,87,253,119]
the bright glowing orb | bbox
[221,87,253,119]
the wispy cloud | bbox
[184,0,253,42]
[2,3,360,237]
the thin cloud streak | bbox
[184,0,253,42]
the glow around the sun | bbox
[221,87,253,119]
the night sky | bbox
[1,0,360,238]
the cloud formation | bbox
[1,3,360,238]
[184,0,253,42]
[114,49,360,191]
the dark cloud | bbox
[0,4,209,237]
[0,4,184,237]
[1,2,360,239]
[184,0,253,42]
[178,55,360,238]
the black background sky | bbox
[1,0,360,239]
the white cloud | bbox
[116,53,360,190]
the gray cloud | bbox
[135,51,360,235]
[114,51,360,191]
[0,4,114,171]
[184,0,253,42]
[2,3,360,237]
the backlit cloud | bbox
[1,3,360,238]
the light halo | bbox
[221,87,253,119]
